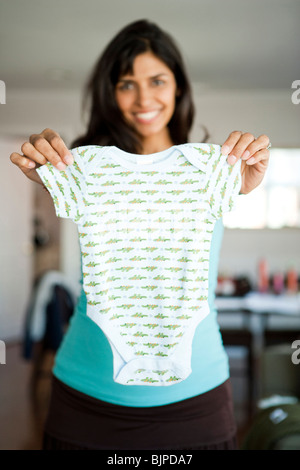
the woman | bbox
[10,20,270,450]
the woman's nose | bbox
[136,85,153,106]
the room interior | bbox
[0,0,300,450]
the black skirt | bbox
[43,376,237,450]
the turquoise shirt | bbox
[52,218,229,407]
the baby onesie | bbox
[37,143,241,386]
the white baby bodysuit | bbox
[37,143,241,386]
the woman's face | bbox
[115,51,178,143]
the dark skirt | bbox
[43,376,237,450]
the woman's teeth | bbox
[135,111,160,121]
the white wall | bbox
[190,86,300,148]
[0,86,299,339]
[0,137,34,340]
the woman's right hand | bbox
[10,128,74,185]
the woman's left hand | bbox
[221,131,270,194]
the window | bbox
[223,148,300,229]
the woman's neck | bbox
[139,130,174,155]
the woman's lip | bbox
[134,110,161,123]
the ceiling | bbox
[0,0,299,92]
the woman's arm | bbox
[221,131,270,195]
[10,128,74,185]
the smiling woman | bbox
[9,18,271,451]
[115,52,178,154]
[70,20,196,155]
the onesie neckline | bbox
[107,145,183,171]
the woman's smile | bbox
[133,109,162,123]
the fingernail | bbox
[227,155,237,165]
[57,162,67,171]
[221,145,230,155]
[246,157,255,165]
[28,161,36,168]
[242,150,250,160]
[64,154,74,165]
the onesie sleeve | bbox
[205,145,242,220]
[36,146,93,222]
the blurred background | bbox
[0,0,300,450]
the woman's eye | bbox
[118,82,134,91]
[152,79,164,86]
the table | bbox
[215,292,300,417]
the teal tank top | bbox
[52,218,229,407]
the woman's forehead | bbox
[118,51,174,79]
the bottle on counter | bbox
[286,264,299,294]
[258,258,269,293]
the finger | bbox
[10,152,44,185]
[41,128,74,165]
[221,131,243,157]
[241,134,270,160]
[21,142,49,166]
[10,151,37,170]
[245,148,270,166]
[227,133,256,165]
[29,134,68,170]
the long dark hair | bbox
[71,20,202,153]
